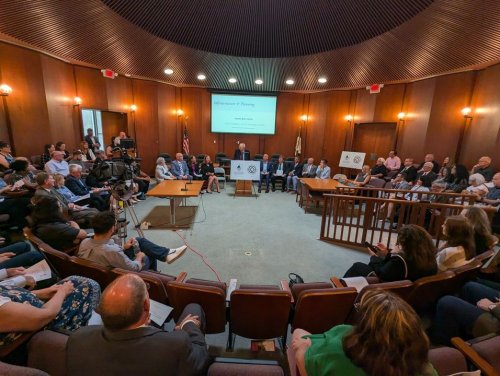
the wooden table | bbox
[300,178,346,192]
[147,180,204,225]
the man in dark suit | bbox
[171,153,191,180]
[65,164,109,211]
[67,274,210,376]
[84,128,100,151]
[258,153,273,193]
[417,161,438,182]
[271,155,290,192]
[287,156,303,192]
[233,143,250,160]
[398,158,418,183]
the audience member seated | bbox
[445,164,469,193]
[171,153,191,180]
[258,153,273,193]
[6,159,37,194]
[398,158,418,183]
[404,177,432,201]
[271,155,289,192]
[371,158,387,179]
[78,211,187,271]
[287,156,303,193]
[351,165,371,187]
[68,150,88,172]
[417,162,437,183]
[55,141,71,161]
[315,159,331,180]
[391,172,411,191]
[461,206,498,254]
[465,173,489,196]
[476,172,500,207]
[233,142,250,160]
[84,128,100,152]
[105,136,121,158]
[53,173,88,204]
[384,150,401,172]
[65,164,109,211]
[200,155,219,193]
[155,157,175,181]
[432,281,500,345]
[418,154,440,174]
[40,143,55,170]
[0,178,32,229]
[132,163,150,200]
[45,150,69,176]
[0,276,100,350]
[80,141,95,162]
[292,289,437,376]
[301,157,317,178]
[67,274,210,376]
[0,141,15,172]
[35,172,98,226]
[471,156,494,182]
[343,225,437,282]
[32,196,88,251]
[187,155,203,180]
[0,240,44,271]
[438,156,453,179]
[436,215,476,271]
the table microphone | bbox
[186,175,193,185]
[181,182,188,191]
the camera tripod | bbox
[110,188,145,246]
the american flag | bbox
[182,124,190,155]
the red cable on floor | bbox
[175,230,222,282]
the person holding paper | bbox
[0,276,100,350]
[67,274,210,376]
[343,225,437,282]
[78,211,187,272]
[271,155,289,192]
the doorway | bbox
[352,122,397,164]
[81,109,128,150]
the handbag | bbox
[289,272,304,288]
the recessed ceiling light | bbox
[228,77,237,83]
[255,79,263,85]
[318,77,327,84]
[124,73,131,77]
[164,68,174,75]
[197,74,206,80]
[285,79,295,85]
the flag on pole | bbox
[295,127,302,157]
[182,119,190,155]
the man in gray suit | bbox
[171,153,192,180]
[301,157,317,178]
[67,274,210,376]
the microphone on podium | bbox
[186,175,193,185]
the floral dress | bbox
[0,276,100,348]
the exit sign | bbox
[101,69,118,79]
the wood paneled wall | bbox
[0,41,498,174]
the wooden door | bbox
[352,122,397,164]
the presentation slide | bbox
[211,93,277,135]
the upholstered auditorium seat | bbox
[427,347,469,376]
[291,287,357,333]
[407,271,455,313]
[227,288,291,351]
[452,334,500,376]
[208,362,284,376]
[0,361,49,376]
[166,278,227,333]
[68,256,113,289]
[111,268,172,305]
[28,330,68,376]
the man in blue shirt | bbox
[258,154,273,193]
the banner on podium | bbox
[339,151,366,170]
[230,160,260,181]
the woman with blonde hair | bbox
[292,289,437,376]
[461,206,498,254]
[351,165,371,187]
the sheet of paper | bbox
[340,276,369,292]
[149,299,173,326]
[25,259,52,282]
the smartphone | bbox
[364,241,380,254]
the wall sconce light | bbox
[300,114,308,122]
[177,109,184,117]
[130,104,137,112]
[73,97,82,106]
[0,84,12,96]
[461,107,472,119]
[345,114,353,123]
[397,112,406,120]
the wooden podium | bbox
[235,180,253,196]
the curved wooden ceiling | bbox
[0,0,499,92]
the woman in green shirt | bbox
[292,289,437,376]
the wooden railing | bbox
[320,187,480,250]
